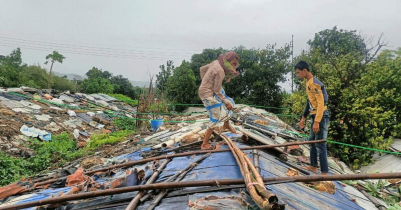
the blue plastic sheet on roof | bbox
[113,147,151,161]
[15,187,71,210]
[138,142,363,210]
[5,138,365,210]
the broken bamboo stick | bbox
[219,132,281,209]
[253,149,261,174]
[145,153,211,210]
[152,127,203,149]
[358,188,387,210]
[3,172,401,210]
[125,159,171,210]
[32,140,326,188]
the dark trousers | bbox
[309,115,329,173]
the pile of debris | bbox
[0,93,396,209]
[0,86,137,157]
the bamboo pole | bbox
[2,173,401,210]
[32,140,326,188]
[145,153,211,210]
[152,127,203,149]
[125,159,170,210]
[358,188,386,210]
[218,132,279,209]
[253,149,261,174]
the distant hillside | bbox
[53,72,86,81]
[53,71,151,87]
[130,80,151,87]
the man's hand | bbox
[313,121,320,133]
[225,102,233,110]
[299,116,305,129]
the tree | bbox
[19,65,48,88]
[52,75,76,91]
[165,60,197,108]
[156,60,174,94]
[79,67,114,94]
[110,75,136,98]
[45,51,65,89]
[0,48,23,87]
[190,48,225,84]
[79,77,114,94]
[225,45,291,109]
[187,46,291,110]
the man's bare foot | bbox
[320,172,328,176]
[301,166,318,174]
[201,143,215,150]
[223,125,237,133]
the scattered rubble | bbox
[0,87,137,158]
[0,88,392,210]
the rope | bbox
[283,130,401,156]
[8,91,398,155]
[105,113,209,123]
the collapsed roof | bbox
[0,87,392,210]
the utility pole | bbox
[290,35,294,93]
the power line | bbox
[290,35,294,93]
[0,36,198,56]
[0,42,186,61]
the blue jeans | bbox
[309,115,329,173]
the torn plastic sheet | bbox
[76,113,93,124]
[63,119,83,129]
[0,187,71,210]
[65,162,154,210]
[145,142,364,210]
[1,99,24,108]
[20,101,41,110]
[7,140,366,210]
[59,95,75,103]
[113,148,152,161]
[12,108,32,113]
[34,114,52,121]
[188,191,251,210]
[20,125,48,138]
[0,92,27,101]
[67,110,77,117]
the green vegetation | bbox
[113,117,136,130]
[79,67,140,98]
[0,132,85,186]
[44,50,66,89]
[158,45,292,111]
[291,27,401,168]
[0,130,135,186]
[165,61,197,111]
[108,93,138,106]
[29,133,84,168]
[0,48,75,91]
[364,180,401,206]
[86,130,134,149]
[156,60,174,94]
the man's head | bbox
[295,60,310,80]
[224,52,240,69]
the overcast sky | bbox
[1,0,400,91]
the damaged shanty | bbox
[0,87,139,157]
[0,99,400,209]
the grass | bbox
[86,130,134,149]
[0,132,86,186]
[108,94,138,106]
[113,117,136,130]
[0,129,135,186]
